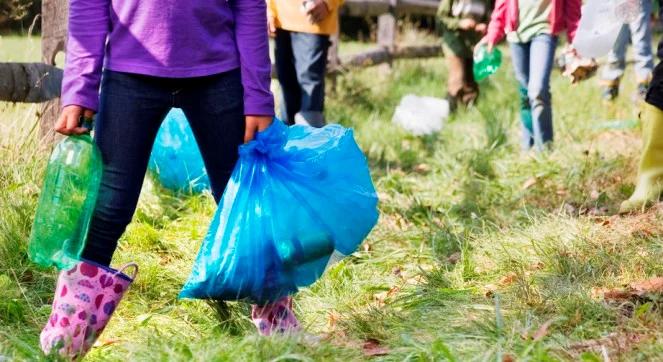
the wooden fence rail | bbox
[342,0,438,17]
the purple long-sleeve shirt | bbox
[62,0,274,116]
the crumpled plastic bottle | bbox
[473,45,502,81]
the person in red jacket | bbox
[478,0,581,151]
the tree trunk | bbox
[0,62,63,102]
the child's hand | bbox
[475,23,487,35]
[305,0,330,24]
[474,37,493,54]
[267,16,277,38]
[244,116,273,143]
[459,18,478,30]
[55,105,95,135]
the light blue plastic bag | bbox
[149,108,210,193]
[180,120,379,303]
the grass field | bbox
[2,33,663,361]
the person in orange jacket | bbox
[268,0,343,127]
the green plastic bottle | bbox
[473,45,502,81]
[275,232,335,269]
[28,122,103,270]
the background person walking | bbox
[599,0,654,101]
[437,0,494,111]
[268,0,343,127]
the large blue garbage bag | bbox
[149,108,210,193]
[180,119,379,303]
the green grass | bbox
[2,34,663,361]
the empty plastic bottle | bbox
[473,45,502,81]
[28,123,103,270]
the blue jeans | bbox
[601,0,654,84]
[82,69,245,266]
[510,34,557,150]
[275,29,330,127]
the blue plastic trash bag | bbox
[149,108,210,193]
[180,119,379,304]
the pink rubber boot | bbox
[40,260,138,359]
[251,296,300,336]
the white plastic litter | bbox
[392,94,449,136]
[573,0,637,59]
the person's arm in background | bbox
[437,0,462,30]
[230,0,275,142]
[55,0,110,135]
[563,0,582,44]
[267,0,279,36]
[482,0,508,51]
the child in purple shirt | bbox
[40,1,299,358]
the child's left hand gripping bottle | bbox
[28,118,103,270]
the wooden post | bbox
[377,0,397,68]
[377,0,398,51]
[327,31,340,95]
[40,0,68,143]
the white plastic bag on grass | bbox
[392,94,449,136]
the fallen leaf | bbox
[447,252,461,265]
[631,277,663,296]
[484,284,497,298]
[386,286,401,298]
[327,311,340,329]
[362,339,390,357]
[594,277,663,302]
[499,272,517,286]
[502,354,516,362]
[522,177,537,190]
[532,318,556,341]
[569,332,648,356]
[414,163,431,174]
[529,261,545,270]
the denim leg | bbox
[290,32,330,127]
[275,29,301,125]
[82,71,172,266]
[528,34,557,150]
[601,25,629,84]
[628,0,654,82]
[178,69,246,203]
[509,41,533,149]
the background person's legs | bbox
[290,31,330,128]
[628,0,654,91]
[600,25,629,100]
[461,56,479,105]
[527,34,557,151]
[445,52,467,110]
[275,29,301,125]
[510,41,532,149]
[81,71,172,266]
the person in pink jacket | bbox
[478,0,581,151]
